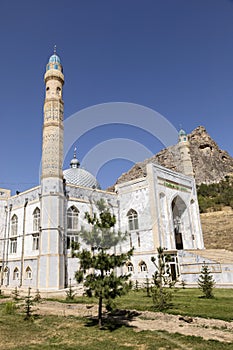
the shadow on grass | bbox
[84,309,141,331]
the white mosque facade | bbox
[0,53,232,291]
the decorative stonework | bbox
[41,57,64,181]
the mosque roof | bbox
[63,149,101,189]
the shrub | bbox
[198,263,215,298]
[3,301,16,315]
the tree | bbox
[74,199,133,328]
[66,278,76,301]
[151,247,175,311]
[24,287,34,320]
[11,286,20,301]
[33,289,42,303]
[198,262,215,298]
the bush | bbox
[152,287,172,310]
[3,301,17,315]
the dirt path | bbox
[129,311,233,343]
[35,300,233,343]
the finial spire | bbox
[73,147,77,158]
[70,146,80,168]
[54,45,57,54]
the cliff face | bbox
[109,126,233,190]
[188,126,233,184]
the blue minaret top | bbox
[46,46,63,72]
[178,128,188,142]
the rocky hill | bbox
[109,126,233,190]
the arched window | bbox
[127,209,139,231]
[3,267,9,279]
[25,266,32,280]
[126,261,134,272]
[139,261,147,272]
[33,208,40,232]
[13,267,19,280]
[11,214,18,236]
[67,206,79,230]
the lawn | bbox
[115,288,233,321]
[0,288,232,350]
[0,310,232,350]
[53,287,233,321]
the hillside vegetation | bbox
[197,177,233,251]
[197,176,233,213]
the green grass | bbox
[0,310,232,350]
[115,288,233,321]
[1,288,232,349]
[57,288,233,321]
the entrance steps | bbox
[185,249,233,264]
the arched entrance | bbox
[172,196,187,250]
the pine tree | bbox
[151,247,175,310]
[33,289,42,303]
[144,276,151,297]
[24,287,34,320]
[134,280,139,291]
[11,286,20,301]
[198,262,215,298]
[66,278,76,301]
[74,199,133,328]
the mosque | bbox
[0,52,232,291]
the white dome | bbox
[63,149,100,189]
[63,167,100,189]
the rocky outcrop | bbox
[188,126,233,184]
[108,126,233,190]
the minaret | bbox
[39,48,65,290]
[41,46,64,179]
[178,129,194,177]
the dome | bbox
[49,54,61,64]
[63,148,101,189]
[63,168,101,189]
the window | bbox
[33,208,40,232]
[126,262,134,272]
[13,267,19,280]
[127,209,139,231]
[10,238,17,254]
[67,206,79,230]
[11,214,18,236]
[32,234,39,250]
[67,235,79,249]
[3,267,9,280]
[25,266,32,279]
[139,261,147,272]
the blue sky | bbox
[1,0,233,193]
